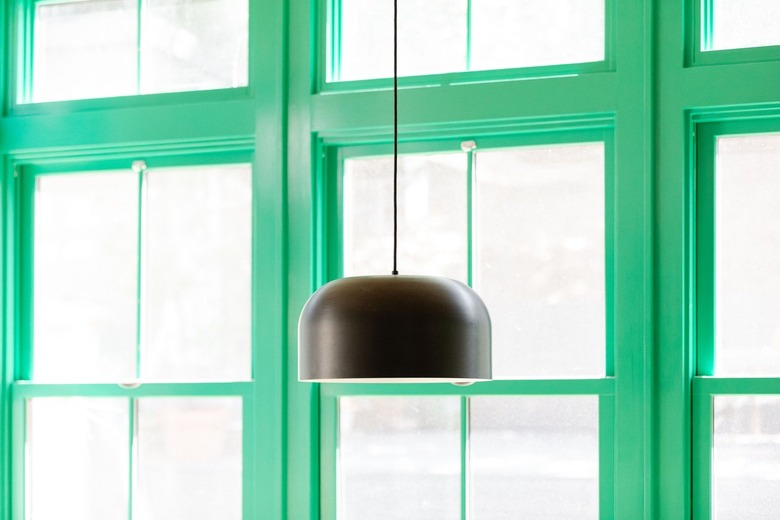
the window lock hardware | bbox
[132,160,147,173]
[461,140,477,152]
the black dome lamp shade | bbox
[297,0,491,383]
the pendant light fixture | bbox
[297,0,491,383]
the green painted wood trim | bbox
[312,76,618,135]
[287,0,321,516]
[10,400,25,520]
[127,399,137,520]
[0,160,17,520]
[252,0,289,518]
[320,378,615,398]
[11,381,254,398]
[1,100,255,155]
[603,131,616,378]
[319,393,338,520]
[459,396,469,520]
[695,123,716,376]
[599,394,615,519]
[693,377,780,395]
[655,0,693,516]
[691,392,712,520]
[16,167,32,381]
[320,116,614,147]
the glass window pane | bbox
[27,398,129,520]
[339,397,460,520]
[33,0,137,102]
[137,398,242,520]
[714,396,780,519]
[470,396,599,519]
[715,135,780,376]
[34,172,138,381]
[333,0,604,82]
[475,143,605,378]
[343,153,468,281]
[140,0,248,93]
[470,0,605,71]
[710,0,780,51]
[143,164,252,381]
[337,0,467,81]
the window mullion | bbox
[460,396,470,520]
[598,393,615,519]
[134,163,147,381]
[135,0,143,94]
[128,398,138,520]
[465,0,472,71]
[691,391,712,520]
[20,169,35,381]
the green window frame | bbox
[6,148,261,520]
[692,116,780,519]
[317,0,617,92]
[312,126,630,519]
[686,0,780,66]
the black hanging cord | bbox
[391,0,399,276]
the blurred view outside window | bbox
[31,0,248,102]
[27,397,242,520]
[708,0,780,51]
[707,133,780,518]
[713,396,780,519]
[339,143,604,517]
[332,0,605,81]
[33,164,252,382]
[714,134,780,376]
[26,162,250,518]
[475,144,605,378]
[345,144,605,380]
[470,397,598,519]
[339,397,460,520]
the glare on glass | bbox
[470,0,604,71]
[33,0,137,102]
[715,135,780,376]
[475,143,605,378]
[470,396,599,519]
[709,0,780,51]
[142,165,252,381]
[34,172,138,381]
[27,398,129,520]
[136,398,242,520]
[713,396,780,520]
[31,0,248,102]
[337,0,467,81]
[339,397,460,520]
[140,0,248,93]
[343,153,468,281]
[332,0,604,82]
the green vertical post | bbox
[695,126,717,377]
[691,391,713,520]
[459,396,469,520]
[128,398,137,520]
[135,0,143,94]
[134,165,146,380]
[465,0,472,71]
